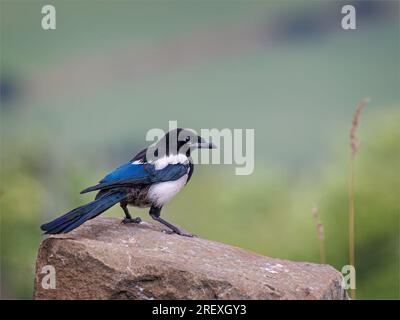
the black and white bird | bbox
[40,128,216,237]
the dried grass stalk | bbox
[348,97,370,300]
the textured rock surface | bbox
[33,217,348,300]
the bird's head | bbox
[152,128,216,158]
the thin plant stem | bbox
[312,206,325,264]
[348,157,356,300]
[348,97,369,300]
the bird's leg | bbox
[120,202,141,224]
[149,206,194,237]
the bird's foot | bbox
[121,217,142,224]
[162,228,196,238]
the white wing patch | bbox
[151,154,189,170]
[131,160,143,164]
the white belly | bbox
[148,174,188,207]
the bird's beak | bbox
[194,141,217,149]
[192,137,217,149]
[185,134,217,150]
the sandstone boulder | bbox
[33,217,347,299]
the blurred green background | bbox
[0,0,399,299]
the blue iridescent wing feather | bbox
[80,162,188,194]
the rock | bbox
[33,217,348,300]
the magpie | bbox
[40,128,216,237]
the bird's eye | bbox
[185,136,191,142]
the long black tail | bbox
[40,190,127,234]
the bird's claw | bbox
[162,229,196,237]
[121,217,142,224]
